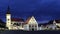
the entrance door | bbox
[32,28,34,31]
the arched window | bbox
[35,25,37,27]
[29,24,31,27]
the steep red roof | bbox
[11,18,24,22]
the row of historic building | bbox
[4,6,60,31]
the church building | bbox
[6,6,39,31]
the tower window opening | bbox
[8,19,9,21]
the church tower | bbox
[6,6,11,30]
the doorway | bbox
[32,28,34,31]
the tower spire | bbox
[6,6,10,14]
[7,6,10,11]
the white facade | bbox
[23,16,38,31]
[9,21,24,30]
[6,13,11,30]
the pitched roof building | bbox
[25,16,38,24]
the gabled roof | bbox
[48,20,60,23]
[25,17,31,24]
[25,16,37,24]
[11,18,24,22]
[38,20,60,26]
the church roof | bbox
[11,18,24,22]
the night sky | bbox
[0,0,60,24]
